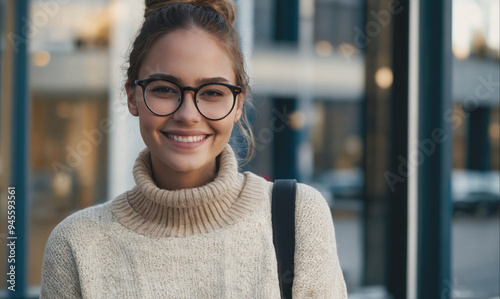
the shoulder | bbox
[46,199,116,248]
[267,180,331,220]
[240,174,333,224]
[295,183,329,207]
[244,175,331,214]
[53,200,114,233]
[242,171,275,196]
[291,183,335,237]
[251,177,332,225]
[41,199,117,298]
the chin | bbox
[161,154,208,174]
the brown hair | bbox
[127,0,255,163]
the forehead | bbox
[139,29,236,84]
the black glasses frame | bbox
[134,78,243,121]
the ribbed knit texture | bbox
[40,145,347,298]
[111,145,262,238]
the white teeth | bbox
[167,134,205,143]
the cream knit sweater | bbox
[40,145,347,298]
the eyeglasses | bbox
[134,78,243,121]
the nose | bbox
[171,90,202,123]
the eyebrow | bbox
[146,73,231,85]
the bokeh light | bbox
[315,40,334,57]
[375,67,393,89]
[33,51,51,67]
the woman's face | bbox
[126,28,244,186]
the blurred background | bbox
[0,0,499,298]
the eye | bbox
[151,86,177,94]
[200,89,224,97]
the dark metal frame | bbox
[417,0,453,297]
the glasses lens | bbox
[145,80,181,115]
[196,84,235,119]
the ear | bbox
[125,81,139,116]
[234,91,246,123]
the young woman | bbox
[40,0,347,298]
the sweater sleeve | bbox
[40,221,82,299]
[292,183,348,299]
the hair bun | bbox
[145,0,237,25]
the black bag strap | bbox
[272,179,297,299]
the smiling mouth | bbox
[164,133,208,143]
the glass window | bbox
[28,0,111,288]
[311,100,364,290]
[451,0,500,296]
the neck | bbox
[150,155,218,190]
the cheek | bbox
[212,119,235,138]
[138,116,153,140]
[138,112,164,139]
[136,92,162,128]
[135,89,146,111]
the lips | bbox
[160,129,212,146]
[166,134,206,143]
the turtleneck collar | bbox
[133,144,240,208]
[111,144,265,238]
